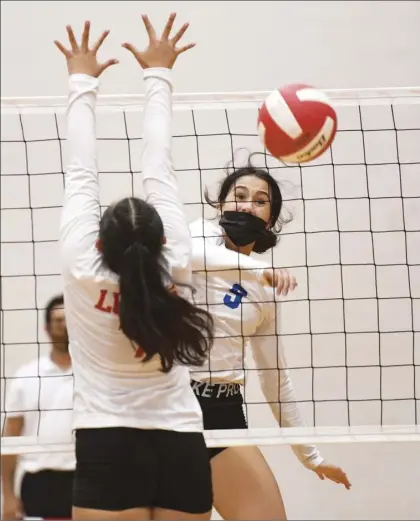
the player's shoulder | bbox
[189,217,223,241]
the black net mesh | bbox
[1,92,419,434]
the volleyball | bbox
[258,83,338,163]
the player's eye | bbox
[255,199,268,206]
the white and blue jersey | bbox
[189,217,324,470]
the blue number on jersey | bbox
[223,283,248,309]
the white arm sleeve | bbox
[250,310,324,470]
[60,74,101,280]
[142,68,191,287]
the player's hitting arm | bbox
[141,68,192,286]
[252,316,352,488]
[55,23,118,279]
[189,219,297,296]
[250,315,324,470]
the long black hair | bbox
[99,197,214,373]
[205,152,290,253]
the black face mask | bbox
[219,211,267,247]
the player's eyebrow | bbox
[234,184,270,197]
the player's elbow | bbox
[164,240,193,278]
[170,256,193,288]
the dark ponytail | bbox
[100,197,213,373]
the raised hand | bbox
[122,13,195,70]
[54,21,118,77]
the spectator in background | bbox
[1,294,74,520]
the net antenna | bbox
[1,86,420,455]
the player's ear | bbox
[96,238,102,252]
[162,236,167,245]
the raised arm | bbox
[56,22,118,278]
[123,14,196,286]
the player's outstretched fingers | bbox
[54,40,71,58]
[122,42,139,56]
[56,22,117,77]
[162,12,176,40]
[81,21,91,52]
[141,14,157,42]
[98,58,119,75]
[121,42,147,69]
[124,15,195,71]
[66,25,79,52]
[92,30,111,55]
[176,42,196,56]
[171,22,189,46]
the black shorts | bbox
[191,380,248,459]
[21,469,74,519]
[73,427,212,513]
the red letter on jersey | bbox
[95,289,112,313]
[112,292,120,314]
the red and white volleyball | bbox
[258,84,337,163]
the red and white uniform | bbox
[60,69,202,433]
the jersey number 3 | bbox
[224,283,248,309]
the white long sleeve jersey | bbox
[190,218,324,469]
[60,70,202,433]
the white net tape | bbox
[2,86,420,108]
[2,425,420,456]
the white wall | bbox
[1,1,420,97]
[216,443,420,521]
[1,1,420,519]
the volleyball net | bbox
[1,86,420,454]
